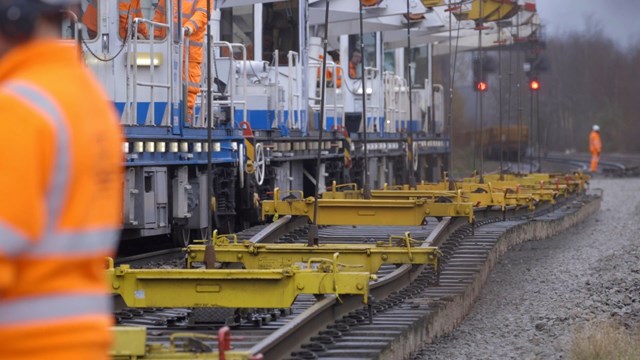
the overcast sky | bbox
[536,0,640,48]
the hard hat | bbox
[593,125,600,132]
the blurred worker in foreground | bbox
[349,48,362,79]
[154,0,207,124]
[589,124,602,172]
[81,0,150,40]
[0,0,123,359]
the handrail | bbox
[128,18,172,127]
[204,41,249,129]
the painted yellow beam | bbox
[262,188,474,225]
[186,232,440,272]
[107,257,372,309]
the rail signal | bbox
[529,78,540,91]
[475,81,488,92]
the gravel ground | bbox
[414,177,640,360]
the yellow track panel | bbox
[111,327,258,360]
[262,188,474,225]
[185,233,440,272]
[107,257,373,308]
[369,189,506,210]
[325,182,507,210]
[456,181,557,207]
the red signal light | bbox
[529,79,540,91]
[476,81,488,92]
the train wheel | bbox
[255,143,266,186]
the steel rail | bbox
[250,218,455,359]
[114,248,183,267]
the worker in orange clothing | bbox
[589,124,602,172]
[81,0,149,40]
[348,48,362,79]
[81,0,98,38]
[118,0,149,39]
[317,53,343,89]
[317,54,334,88]
[0,1,123,359]
[154,0,208,124]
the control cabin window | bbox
[405,47,427,87]
[262,1,299,65]
[384,50,395,73]
[348,33,376,79]
[221,5,255,60]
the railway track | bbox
[542,155,640,177]
[112,189,601,359]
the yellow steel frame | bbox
[370,189,506,210]
[481,173,589,193]
[466,0,518,22]
[325,182,533,210]
[185,232,440,272]
[457,181,557,206]
[111,327,256,360]
[262,188,474,225]
[107,256,372,308]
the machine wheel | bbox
[255,143,266,186]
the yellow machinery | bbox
[453,0,519,22]
[324,182,532,211]
[111,326,262,360]
[261,188,474,225]
[185,232,440,273]
[107,255,373,309]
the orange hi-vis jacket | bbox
[82,0,98,34]
[82,0,149,39]
[154,0,208,62]
[119,0,150,39]
[349,60,358,79]
[316,56,343,88]
[0,40,123,360]
[589,130,602,154]
[154,0,208,119]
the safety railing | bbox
[287,51,302,130]
[383,72,398,133]
[193,41,249,129]
[273,49,282,129]
[365,67,382,133]
[126,18,172,127]
[308,56,343,131]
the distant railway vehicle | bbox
[483,125,529,160]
